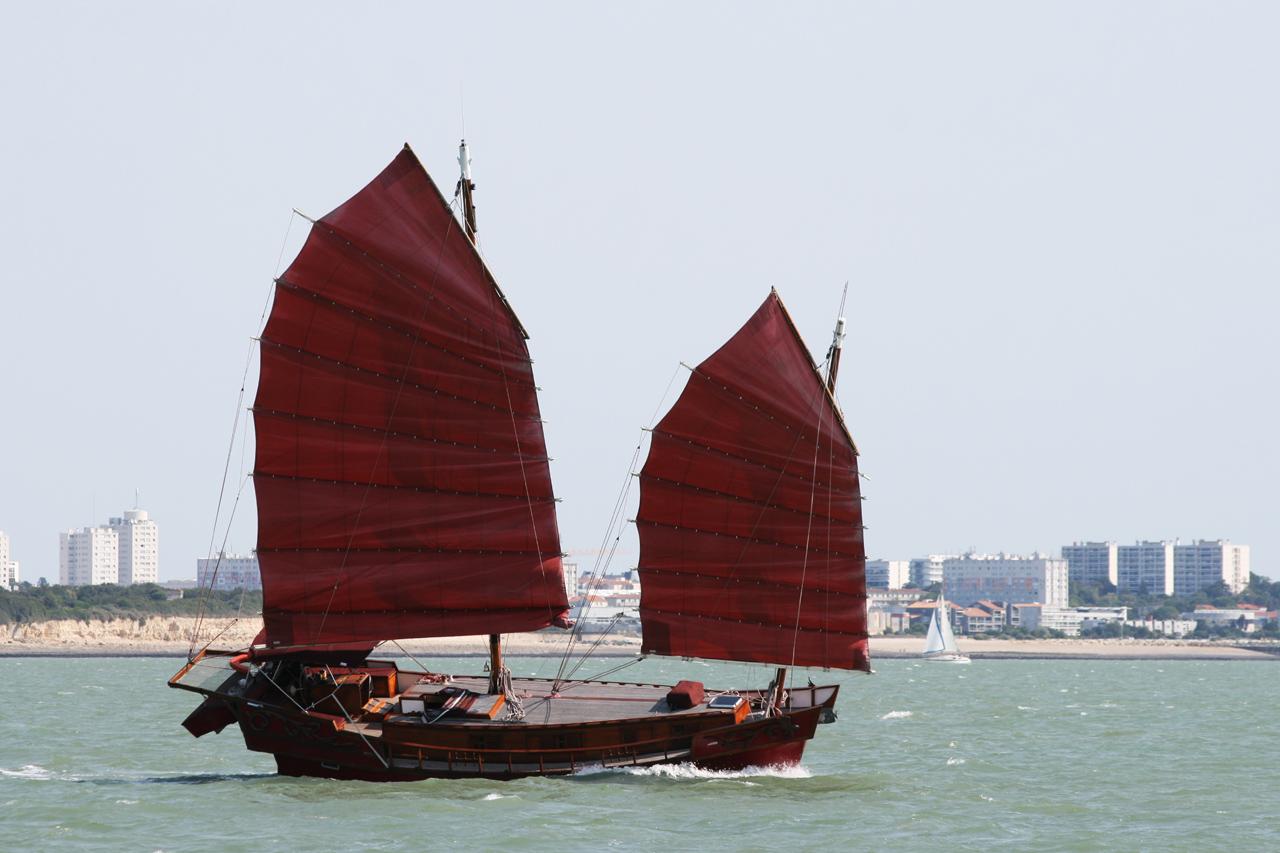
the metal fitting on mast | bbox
[456,138,478,242]
[825,316,846,392]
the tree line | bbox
[0,582,263,624]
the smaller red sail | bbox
[635,291,869,671]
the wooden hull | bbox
[172,652,830,782]
[228,696,822,781]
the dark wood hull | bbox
[172,651,832,781]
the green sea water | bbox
[1,655,1275,852]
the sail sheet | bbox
[253,146,568,648]
[635,292,869,671]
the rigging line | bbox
[787,351,839,682]
[388,639,444,681]
[552,361,683,690]
[193,471,254,658]
[313,198,462,643]
[563,614,625,682]
[189,225,287,657]
[551,441,641,689]
[548,655,647,694]
[254,664,389,769]
[189,341,256,659]
[493,331,558,633]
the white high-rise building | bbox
[1173,540,1250,595]
[0,531,17,590]
[562,561,580,601]
[943,553,1069,609]
[1061,541,1119,586]
[196,552,261,591]
[1117,541,1174,596]
[108,509,159,585]
[909,555,956,588]
[866,559,911,589]
[60,527,119,586]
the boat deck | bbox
[415,675,722,726]
[173,654,738,729]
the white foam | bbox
[1016,705,1037,711]
[0,765,54,780]
[880,710,913,720]
[481,792,509,801]
[946,757,966,766]
[578,762,811,781]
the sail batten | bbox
[254,147,567,648]
[635,292,870,672]
[271,280,538,380]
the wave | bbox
[946,757,966,766]
[0,764,54,780]
[880,710,913,720]
[574,762,812,782]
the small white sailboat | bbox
[923,595,971,664]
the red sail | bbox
[636,292,869,671]
[253,146,568,648]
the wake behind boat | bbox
[171,142,870,780]
[922,594,971,663]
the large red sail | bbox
[635,292,869,671]
[253,146,568,648]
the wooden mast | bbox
[769,310,847,714]
[456,138,504,695]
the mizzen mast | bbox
[768,305,848,715]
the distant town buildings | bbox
[1061,541,1118,586]
[1016,605,1128,637]
[109,510,159,585]
[865,559,910,589]
[58,507,160,586]
[196,552,262,592]
[571,569,641,631]
[1117,540,1175,596]
[1180,604,1274,633]
[0,531,19,590]
[1173,540,1249,595]
[60,526,119,585]
[944,553,1069,609]
[1076,539,1253,596]
[562,561,579,602]
[909,555,953,588]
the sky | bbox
[0,2,1276,583]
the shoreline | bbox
[2,617,1277,661]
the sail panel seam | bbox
[259,338,545,420]
[639,606,868,637]
[274,277,537,378]
[252,471,556,501]
[253,408,552,460]
[636,565,866,598]
[638,473,861,524]
[634,518,863,557]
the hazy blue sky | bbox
[1,2,1276,583]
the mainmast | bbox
[457,138,504,693]
[769,308,847,714]
[457,139,478,243]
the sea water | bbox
[0,655,1275,851]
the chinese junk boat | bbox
[170,143,870,780]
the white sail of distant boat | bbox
[923,594,970,664]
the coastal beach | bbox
[2,616,1275,660]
